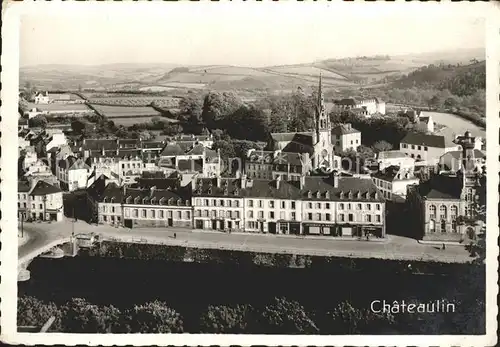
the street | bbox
[18,218,475,264]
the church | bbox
[269,75,340,171]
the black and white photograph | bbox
[1,1,498,346]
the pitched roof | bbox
[99,182,124,202]
[193,178,243,197]
[334,98,357,106]
[242,179,302,200]
[377,151,407,160]
[331,124,360,136]
[301,176,384,202]
[416,174,462,200]
[18,181,31,193]
[371,166,415,182]
[400,133,446,148]
[443,149,486,160]
[160,143,186,157]
[133,178,180,190]
[29,180,62,196]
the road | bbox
[18,218,475,264]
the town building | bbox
[158,142,221,178]
[399,133,459,164]
[376,150,416,171]
[333,97,386,116]
[34,92,50,104]
[438,149,486,174]
[406,131,485,241]
[244,149,311,181]
[57,156,91,191]
[371,165,419,201]
[270,75,340,170]
[18,180,64,221]
[331,123,362,152]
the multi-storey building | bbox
[333,97,386,116]
[244,149,311,181]
[371,165,420,201]
[331,123,362,152]
[376,150,415,171]
[18,180,64,221]
[399,133,459,164]
[406,131,485,241]
[57,156,91,191]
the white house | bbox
[34,92,50,104]
[58,156,91,191]
[24,180,64,221]
[333,97,386,116]
[371,165,420,201]
[45,132,68,152]
[377,150,415,171]
[399,133,459,165]
[331,123,362,152]
[438,149,486,174]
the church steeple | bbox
[315,73,329,141]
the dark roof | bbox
[193,178,243,197]
[121,187,191,206]
[186,144,206,156]
[331,124,360,136]
[242,179,302,200]
[334,98,357,106]
[99,182,124,202]
[82,139,119,151]
[443,149,486,160]
[301,176,384,202]
[141,141,165,149]
[141,171,166,179]
[177,158,203,172]
[160,143,186,157]
[29,180,62,196]
[58,155,77,169]
[377,151,407,160]
[416,175,462,200]
[400,133,446,148]
[86,174,110,200]
[371,166,415,183]
[18,181,31,193]
[133,178,180,190]
[246,150,306,166]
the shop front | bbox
[302,223,337,237]
[276,220,301,235]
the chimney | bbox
[235,169,241,179]
[101,147,105,156]
[332,171,339,188]
[299,175,306,189]
[275,174,282,189]
[216,175,221,188]
[240,173,247,189]
[346,123,352,130]
[122,185,127,196]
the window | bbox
[18,202,20,208]
[112,206,115,213]
[325,213,331,221]
[211,210,216,218]
[376,215,381,223]
[248,200,254,207]
[269,200,275,208]
[151,210,156,218]
[291,212,296,220]
[133,209,138,217]
[411,145,415,150]
[308,213,313,220]
[429,205,436,219]
[451,220,457,233]
[316,203,321,209]
[248,211,254,218]
[39,204,43,209]
[439,205,447,220]
[234,200,239,208]
[142,209,146,218]
[339,214,345,222]
[258,211,264,219]
[440,220,447,233]
[424,146,428,151]
[417,145,421,150]
[466,188,473,202]
[280,211,285,219]
[365,215,371,222]
[195,210,201,217]
[376,204,381,211]
[226,211,231,218]
[348,214,354,222]
[325,203,330,209]
[308,202,313,209]
[367,204,371,211]
[347,203,352,210]
[281,201,286,209]
[357,203,362,210]
[258,200,263,208]
[203,210,209,217]
[185,211,190,219]
[339,203,344,210]
[291,201,296,209]
[269,211,275,219]
[402,144,407,149]
[177,211,182,219]
[316,213,321,221]
[220,200,225,207]
[450,205,458,219]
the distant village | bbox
[18,77,486,244]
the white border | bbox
[1,1,499,346]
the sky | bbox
[19,3,486,68]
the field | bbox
[264,65,347,80]
[87,96,181,108]
[89,104,162,118]
[26,102,91,112]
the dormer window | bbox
[110,197,115,203]
[374,192,378,200]
[365,192,370,199]
[177,199,181,206]
[224,188,229,196]
[234,188,239,195]
[316,191,321,199]
[325,191,330,199]
[208,187,212,194]
[151,197,157,205]
[159,197,165,205]
[134,196,140,204]
[185,200,190,206]
[357,191,361,199]
[126,196,132,204]
[168,197,174,205]
[307,191,312,198]
[348,191,353,199]
[340,191,344,199]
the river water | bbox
[420,111,485,138]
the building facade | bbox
[18,180,64,221]
[331,123,362,152]
[399,133,459,164]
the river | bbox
[425,111,486,138]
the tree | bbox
[260,297,318,334]
[61,298,122,333]
[199,304,253,333]
[125,300,183,333]
[28,115,48,128]
[202,91,243,130]
[17,296,63,332]
[372,140,393,153]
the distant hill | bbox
[391,60,485,96]
[20,47,484,92]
